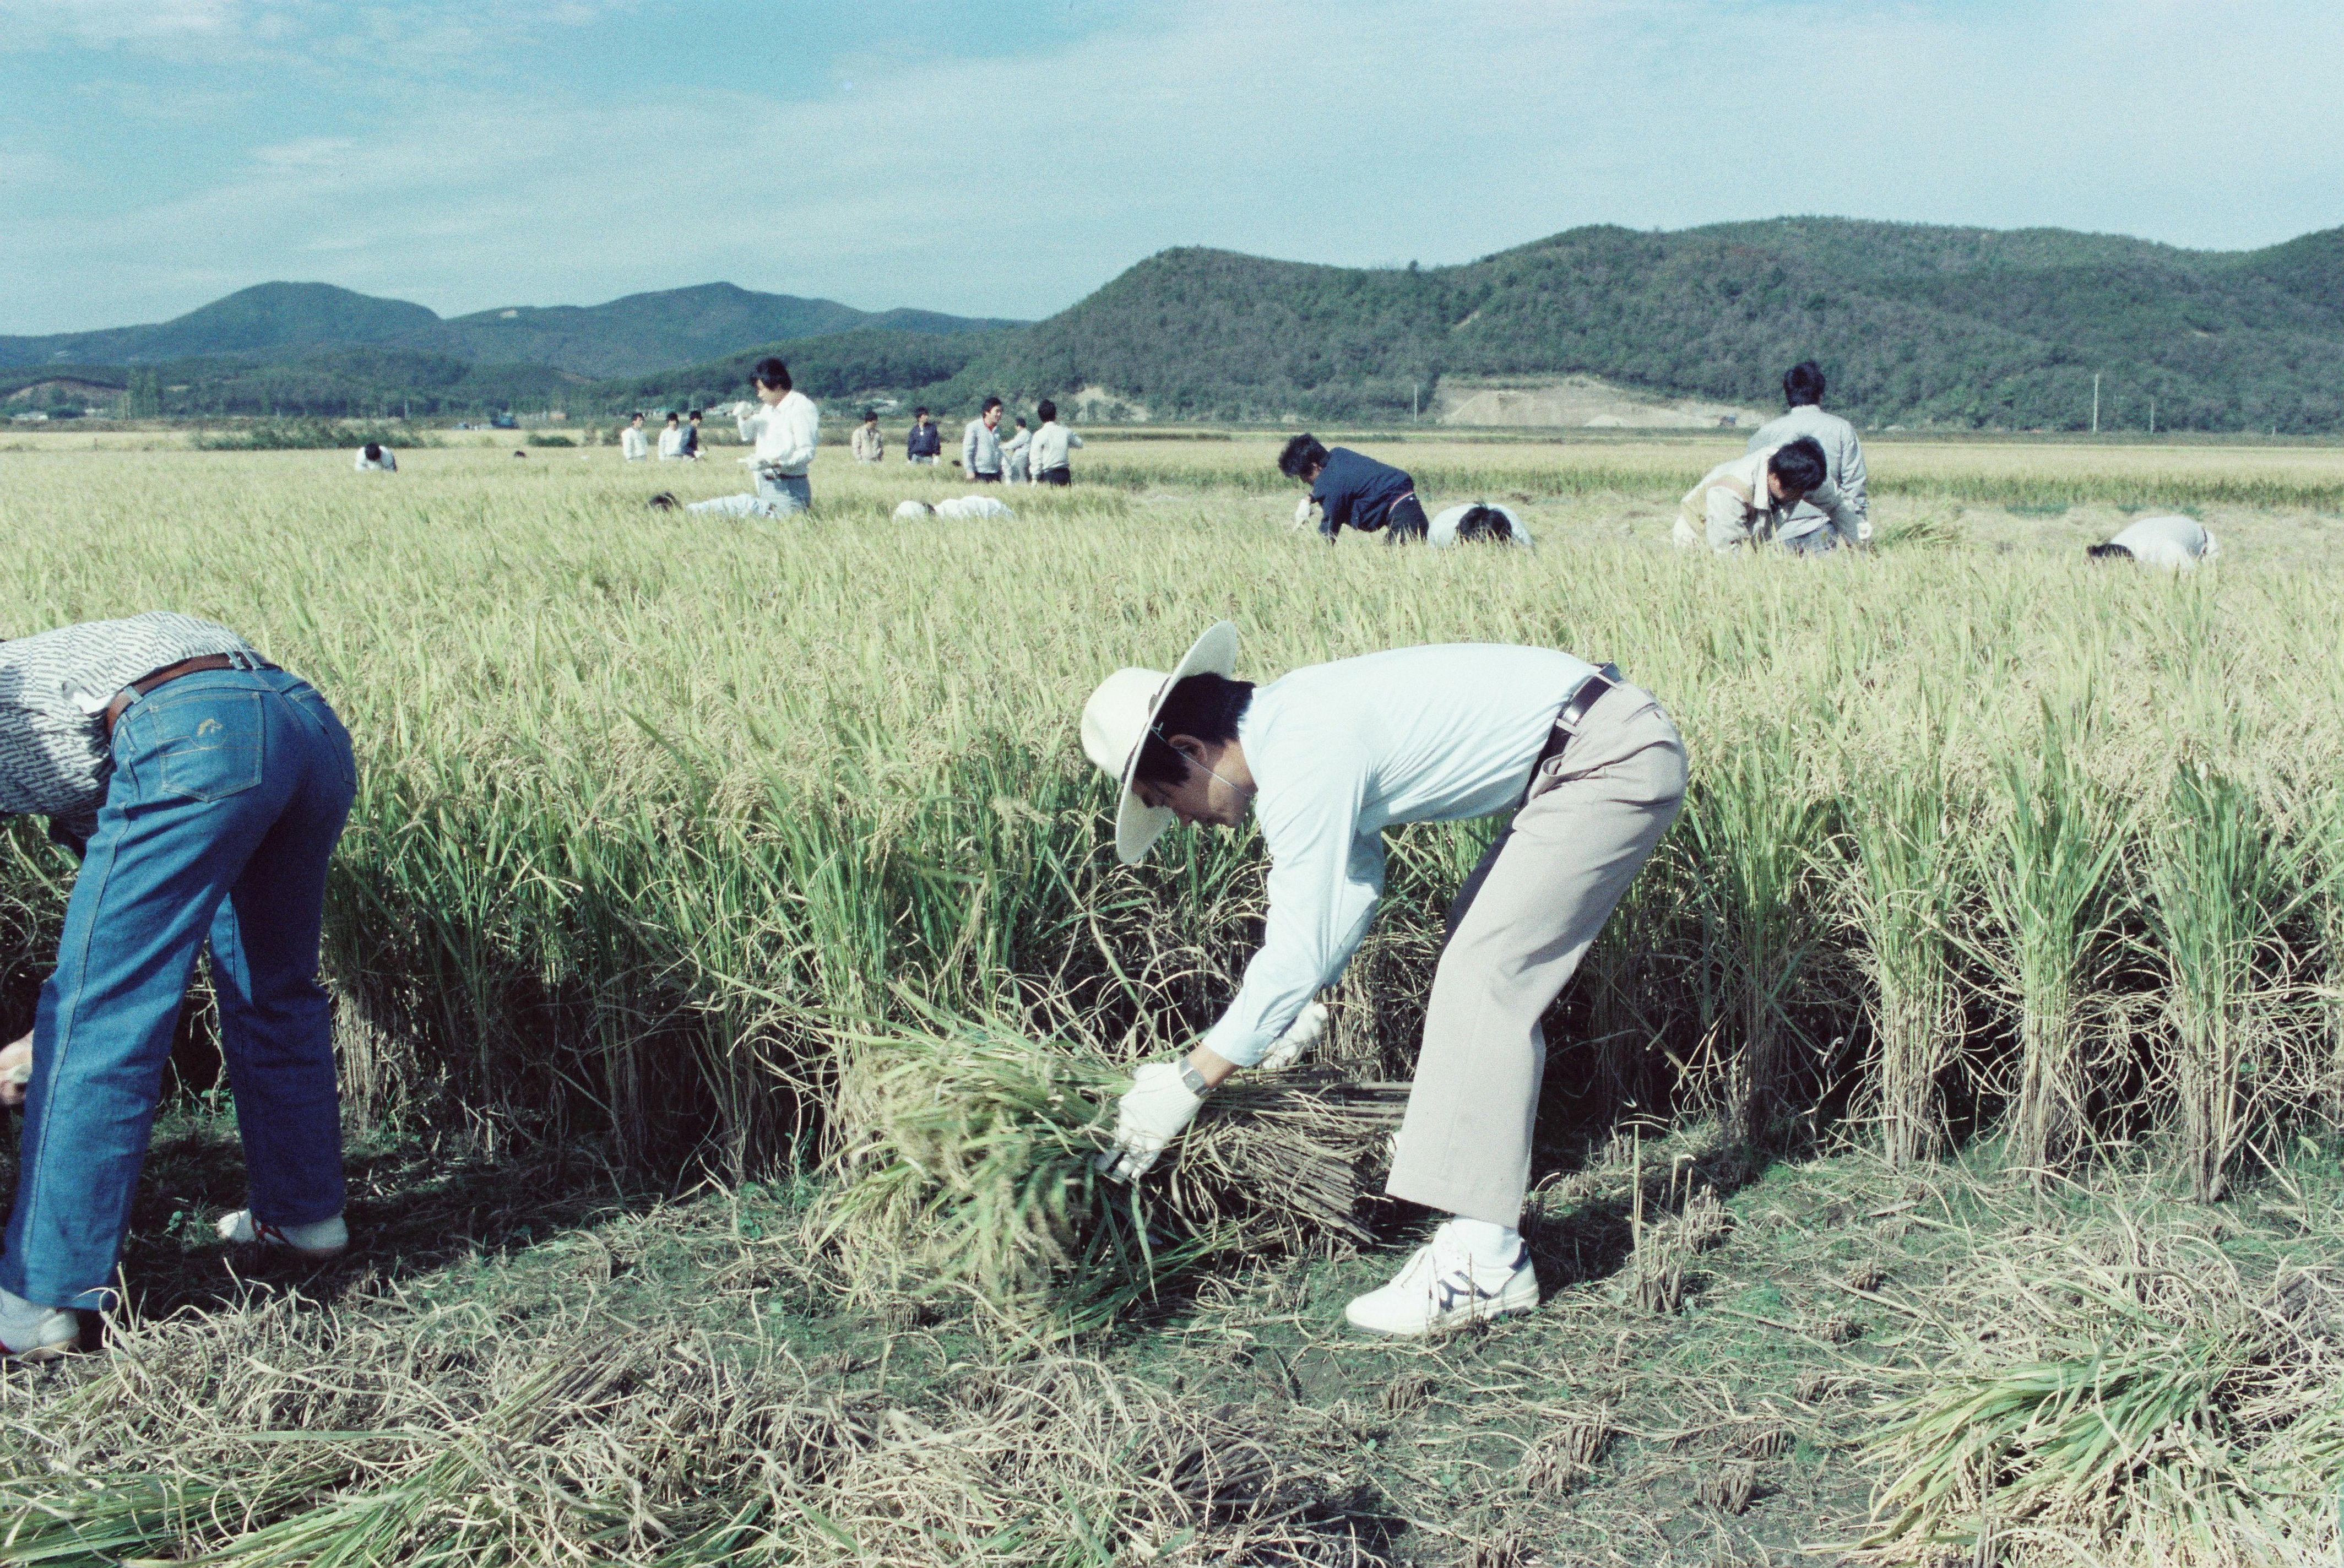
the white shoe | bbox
[215,1209,349,1258]
[0,1285,79,1360]
[1344,1230,1539,1336]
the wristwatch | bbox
[1176,1058,1216,1099]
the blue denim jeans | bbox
[0,668,357,1310]
[687,472,810,518]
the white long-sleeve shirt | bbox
[1745,405,1869,544]
[621,426,649,460]
[657,426,683,459]
[1198,644,1596,1067]
[354,448,395,471]
[1426,503,1533,548]
[1026,420,1083,477]
[737,390,820,476]
[2108,514,2220,568]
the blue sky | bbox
[3,0,2339,335]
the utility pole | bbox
[2091,373,2100,435]
[1412,381,1420,422]
[2148,397,2155,436]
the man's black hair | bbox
[1015,416,1028,428]
[630,411,644,422]
[2087,542,2135,560]
[665,411,680,424]
[981,395,1002,414]
[862,409,878,421]
[1036,399,1057,423]
[1455,503,1513,543]
[1278,434,1329,480]
[1783,361,1826,408]
[648,492,680,512]
[914,405,930,418]
[688,410,701,420]
[751,356,791,390]
[362,442,382,462]
[1767,436,1828,496]
[1131,672,1256,789]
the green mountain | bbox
[0,281,1019,379]
[939,218,2344,432]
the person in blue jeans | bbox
[0,612,356,1359]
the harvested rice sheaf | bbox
[817,1014,1408,1328]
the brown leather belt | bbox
[102,654,242,740]
[1520,663,1624,799]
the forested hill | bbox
[944,219,2344,432]
[0,281,1021,379]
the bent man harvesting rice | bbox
[1082,623,1686,1335]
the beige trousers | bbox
[1385,686,1688,1225]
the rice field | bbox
[6,433,2344,1562]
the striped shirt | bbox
[0,612,259,835]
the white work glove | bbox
[1293,497,1319,531]
[1095,1062,1204,1183]
[1,1032,30,1108]
[1256,1002,1330,1072]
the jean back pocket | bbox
[145,691,265,802]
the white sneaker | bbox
[1344,1230,1539,1336]
[215,1209,349,1258]
[0,1285,79,1360]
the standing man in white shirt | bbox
[687,357,820,518]
[2090,514,2220,568]
[962,397,1006,482]
[1082,625,1686,1336]
[620,413,650,462]
[657,413,684,461]
[1027,400,1083,485]
[1742,362,1870,552]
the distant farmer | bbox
[0,614,357,1360]
[962,397,1006,482]
[1083,625,1685,1336]
[658,413,683,461]
[352,443,396,473]
[1278,435,1428,542]
[1427,502,1533,549]
[1743,361,1870,551]
[686,356,820,518]
[621,413,650,462]
[851,410,886,464]
[906,408,943,466]
[1673,437,1861,554]
[894,495,1015,521]
[1001,417,1032,486]
[2089,514,2221,569]
[679,410,702,462]
[1027,401,1083,485]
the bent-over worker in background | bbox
[0,614,357,1359]
[1426,502,1532,548]
[1673,436,1860,554]
[1742,361,1869,552]
[687,357,820,518]
[1082,624,1686,1336]
[2089,514,2220,569]
[1279,435,1428,542]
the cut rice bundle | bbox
[818,1013,1408,1329]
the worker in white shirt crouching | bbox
[2090,514,2220,569]
[688,356,820,518]
[1083,624,1686,1336]
[1426,502,1533,548]
[353,443,396,473]
[893,496,1014,521]
[1674,437,1861,555]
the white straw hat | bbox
[1080,621,1240,865]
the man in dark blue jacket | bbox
[905,408,943,465]
[1279,435,1428,542]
